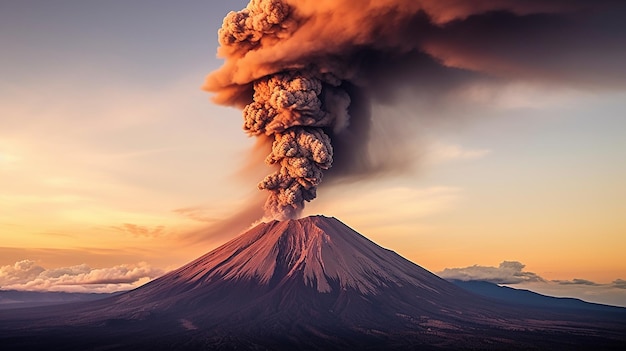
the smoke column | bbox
[211,1,351,220]
[205,0,626,221]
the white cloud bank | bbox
[0,260,163,293]
[439,261,544,284]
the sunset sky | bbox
[1,1,625,306]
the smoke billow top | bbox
[205,0,626,220]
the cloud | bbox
[612,279,626,289]
[427,142,492,164]
[177,193,266,246]
[512,279,626,307]
[0,260,163,293]
[438,261,545,284]
[208,0,626,95]
[0,260,45,285]
[552,278,602,286]
[110,223,166,238]
[172,206,218,223]
[0,194,89,206]
[35,231,75,238]
[552,278,626,289]
[0,151,20,170]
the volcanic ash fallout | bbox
[204,0,626,220]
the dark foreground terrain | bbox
[1,216,624,350]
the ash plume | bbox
[205,0,626,220]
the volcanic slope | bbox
[1,216,624,350]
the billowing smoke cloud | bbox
[206,0,626,219]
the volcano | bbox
[1,216,624,350]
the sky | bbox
[1,1,625,306]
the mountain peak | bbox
[162,215,438,295]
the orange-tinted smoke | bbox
[205,0,626,219]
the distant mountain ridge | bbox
[0,290,115,310]
[449,280,625,312]
[0,216,624,350]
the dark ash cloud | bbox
[205,0,626,219]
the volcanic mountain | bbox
[1,216,624,350]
